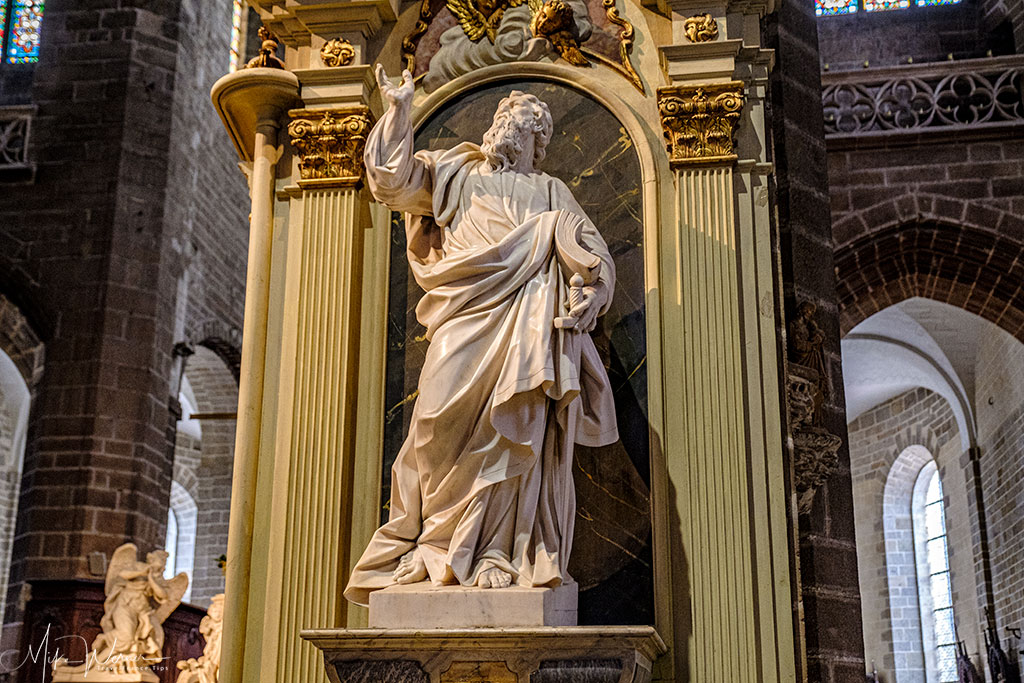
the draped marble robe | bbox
[344,104,618,606]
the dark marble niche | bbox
[380,80,653,625]
[333,660,429,683]
[531,659,624,683]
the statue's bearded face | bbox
[481,92,553,172]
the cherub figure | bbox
[53,544,188,681]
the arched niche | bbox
[379,77,656,625]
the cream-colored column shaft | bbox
[221,120,278,683]
[265,187,365,683]
[675,165,757,682]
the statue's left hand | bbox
[566,286,602,333]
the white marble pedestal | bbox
[302,627,665,683]
[369,583,578,628]
[52,664,159,682]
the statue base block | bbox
[302,626,666,683]
[52,667,159,682]
[368,582,578,628]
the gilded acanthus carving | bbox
[657,82,744,167]
[683,13,718,43]
[320,38,356,67]
[288,108,373,185]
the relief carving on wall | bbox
[401,0,642,93]
[288,108,373,185]
[657,82,745,167]
[320,38,356,67]
[786,301,843,514]
[683,13,718,43]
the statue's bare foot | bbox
[393,549,427,584]
[476,567,513,589]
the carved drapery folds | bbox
[288,108,373,186]
[657,82,744,167]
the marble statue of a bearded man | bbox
[344,67,618,605]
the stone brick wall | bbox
[0,0,248,651]
[817,0,1014,72]
[765,0,864,679]
[847,388,984,681]
[975,325,1024,634]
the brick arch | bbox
[0,293,44,388]
[185,318,241,382]
[835,209,1024,341]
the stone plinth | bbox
[368,583,578,628]
[302,627,665,683]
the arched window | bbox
[0,0,43,63]
[228,0,245,72]
[912,462,957,683]
[165,480,198,602]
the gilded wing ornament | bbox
[447,0,527,43]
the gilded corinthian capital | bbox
[288,108,373,186]
[657,82,745,168]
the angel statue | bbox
[343,67,618,605]
[52,544,188,682]
[175,593,223,683]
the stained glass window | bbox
[5,0,42,63]
[229,0,244,71]
[816,0,857,16]
[0,1,9,54]
[916,0,961,6]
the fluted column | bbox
[246,105,374,682]
[657,79,795,682]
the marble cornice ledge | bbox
[248,0,399,47]
[657,81,745,168]
[293,64,381,115]
[301,626,668,662]
[211,68,301,162]
[287,106,374,188]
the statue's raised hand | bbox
[376,64,414,112]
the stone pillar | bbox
[250,102,375,682]
[656,5,797,680]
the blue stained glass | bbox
[816,0,857,16]
[916,0,960,6]
[0,0,9,48]
[6,0,43,64]
[864,0,910,10]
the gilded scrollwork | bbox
[288,108,373,185]
[657,82,745,167]
[683,13,718,43]
[320,38,356,67]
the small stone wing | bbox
[446,0,490,42]
[153,572,189,624]
[106,543,140,595]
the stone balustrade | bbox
[821,55,1024,137]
